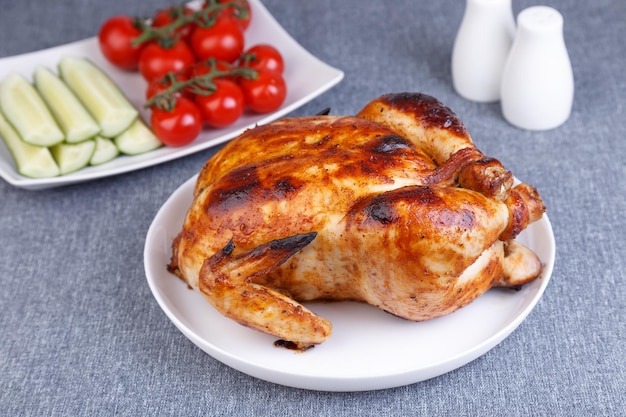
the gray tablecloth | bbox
[1,0,624,415]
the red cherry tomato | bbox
[239,69,287,114]
[151,6,195,41]
[240,44,284,74]
[216,0,252,30]
[98,15,144,70]
[138,40,196,82]
[190,18,244,63]
[194,79,245,128]
[150,97,203,147]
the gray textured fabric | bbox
[1,0,624,415]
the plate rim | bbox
[0,0,344,190]
[144,174,555,392]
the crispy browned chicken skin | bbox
[168,93,545,350]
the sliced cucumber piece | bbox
[0,110,60,178]
[114,118,162,155]
[0,72,64,147]
[50,139,96,175]
[90,136,119,166]
[58,56,138,138]
[34,66,101,144]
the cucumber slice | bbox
[114,118,162,155]
[0,110,60,178]
[34,66,101,144]
[0,72,64,147]
[90,136,119,166]
[58,56,138,138]
[50,139,96,175]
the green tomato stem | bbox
[144,59,258,112]
[131,0,249,48]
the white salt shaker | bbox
[451,0,516,102]
[500,6,574,130]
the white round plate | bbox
[144,175,555,392]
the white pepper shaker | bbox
[451,0,516,102]
[500,6,574,130]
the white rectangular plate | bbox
[0,0,344,190]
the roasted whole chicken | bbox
[168,93,546,350]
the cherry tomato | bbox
[145,71,192,101]
[98,16,144,70]
[240,44,284,74]
[151,6,195,41]
[138,40,196,82]
[150,97,203,147]
[216,0,252,30]
[190,18,244,63]
[194,79,245,128]
[239,69,287,113]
